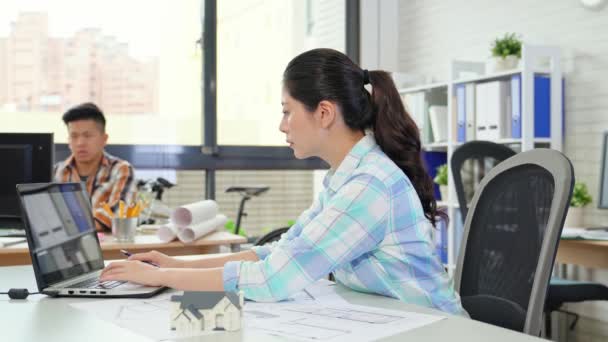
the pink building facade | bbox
[0,12,158,115]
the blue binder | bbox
[510,74,562,138]
[535,76,551,138]
[434,217,448,264]
[456,84,466,142]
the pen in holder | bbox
[112,217,138,242]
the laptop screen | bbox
[19,183,104,286]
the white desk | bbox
[0,264,544,342]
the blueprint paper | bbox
[70,292,216,341]
[244,302,444,341]
[70,281,442,341]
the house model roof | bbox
[171,291,242,311]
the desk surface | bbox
[556,239,608,269]
[0,264,543,342]
[0,231,246,266]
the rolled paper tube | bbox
[157,224,179,243]
[171,200,219,227]
[177,214,227,243]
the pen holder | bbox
[112,217,138,242]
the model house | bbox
[170,291,243,334]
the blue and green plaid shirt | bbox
[223,134,466,315]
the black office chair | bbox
[544,278,608,335]
[452,142,608,336]
[254,227,289,246]
[451,141,516,221]
[454,148,574,336]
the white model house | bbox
[170,291,244,334]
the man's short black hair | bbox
[62,102,106,132]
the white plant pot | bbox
[487,55,520,73]
[563,207,584,228]
[439,185,449,202]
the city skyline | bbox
[0,11,159,115]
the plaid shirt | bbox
[53,152,135,231]
[224,134,466,315]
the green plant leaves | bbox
[571,182,593,208]
[434,164,448,186]
[491,33,522,58]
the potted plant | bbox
[488,33,522,72]
[434,164,448,201]
[564,182,593,227]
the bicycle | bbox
[225,186,289,246]
[136,177,175,225]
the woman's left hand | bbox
[100,261,164,287]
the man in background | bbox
[54,102,135,231]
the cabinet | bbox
[398,44,563,271]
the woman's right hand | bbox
[127,250,185,268]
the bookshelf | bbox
[398,44,563,272]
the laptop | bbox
[16,182,166,298]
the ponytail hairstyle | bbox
[283,48,445,227]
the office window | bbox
[0,0,202,145]
[216,0,345,146]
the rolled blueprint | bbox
[177,214,227,243]
[157,224,179,243]
[171,200,219,227]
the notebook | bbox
[16,182,166,298]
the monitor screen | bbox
[0,133,53,221]
[19,183,103,286]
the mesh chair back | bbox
[254,227,289,246]
[451,141,516,221]
[454,149,574,336]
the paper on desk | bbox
[70,280,442,342]
[245,280,445,341]
[561,227,586,238]
[244,278,349,307]
[176,214,227,243]
[0,237,27,248]
[244,300,444,341]
[170,200,218,227]
[70,292,217,341]
[69,280,346,341]
[562,227,608,240]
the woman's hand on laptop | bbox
[99,261,164,286]
[127,250,185,268]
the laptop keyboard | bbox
[71,278,126,289]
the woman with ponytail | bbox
[100,48,466,316]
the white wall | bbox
[394,1,608,340]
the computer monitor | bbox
[0,133,54,229]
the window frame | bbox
[54,0,359,199]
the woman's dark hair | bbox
[283,48,445,226]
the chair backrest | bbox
[254,227,289,246]
[451,141,516,221]
[454,148,574,336]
